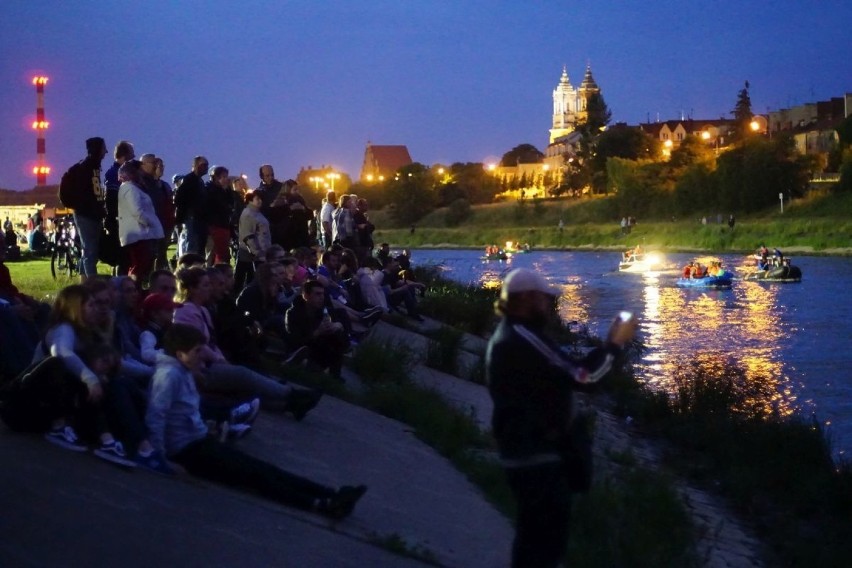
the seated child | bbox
[146,324,367,518]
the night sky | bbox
[2,0,850,191]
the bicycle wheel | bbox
[51,247,71,279]
[50,247,61,279]
[68,249,80,278]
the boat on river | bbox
[482,251,509,261]
[743,263,802,282]
[676,272,734,288]
[618,251,665,272]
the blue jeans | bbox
[183,218,207,257]
[73,213,101,277]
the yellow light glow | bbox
[32,76,48,85]
[750,120,760,131]
[701,131,711,140]
[664,139,673,148]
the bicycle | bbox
[50,215,82,279]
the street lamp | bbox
[326,172,340,191]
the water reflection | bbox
[636,276,793,416]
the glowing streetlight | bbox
[750,120,760,132]
[326,172,340,190]
[437,167,445,175]
[486,163,497,172]
[701,131,711,141]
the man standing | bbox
[206,166,235,264]
[486,268,636,568]
[256,164,283,219]
[174,156,209,256]
[320,190,336,249]
[58,137,108,281]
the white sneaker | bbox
[44,426,87,452]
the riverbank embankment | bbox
[0,315,767,567]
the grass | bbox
[370,191,852,253]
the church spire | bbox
[580,63,598,92]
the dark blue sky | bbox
[2,1,850,190]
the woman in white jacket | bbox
[117,160,164,283]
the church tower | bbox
[549,67,579,143]
[577,64,600,124]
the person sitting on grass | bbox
[146,323,367,518]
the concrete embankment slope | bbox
[0,379,512,567]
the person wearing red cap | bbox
[139,292,179,365]
[486,268,637,568]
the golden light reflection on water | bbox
[639,277,794,416]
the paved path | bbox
[0,390,512,567]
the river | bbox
[410,248,852,458]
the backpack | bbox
[58,161,84,209]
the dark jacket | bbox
[284,295,323,348]
[174,171,207,226]
[61,157,105,220]
[206,182,234,230]
[486,316,618,465]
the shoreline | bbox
[395,243,852,257]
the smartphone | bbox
[618,311,634,322]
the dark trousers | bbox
[171,437,336,510]
[102,374,150,453]
[505,463,573,568]
[0,356,88,433]
[234,259,255,293]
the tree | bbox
[385,163,436,226]
[500,144,544,166]
[730,81,754,142]
[584,92,612,133]
[668,135,714,170]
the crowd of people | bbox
[0,137,433,520]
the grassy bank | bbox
[370,191,852,254]
[607,353,852,567]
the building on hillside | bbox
[639,119,735,157]
[767,93,851,160]
[359,143,412,183]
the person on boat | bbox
[682,261,694,278]
[633,245,643,258]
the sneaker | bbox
[318,485,368,519]
[288,388,323,422]
[228,423,253,439]
[230,398,261,425]
[93,440,137,468]
[44,426,87,452]
[136,450,175,476]
[283,345,310,365]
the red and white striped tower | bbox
[32,76,50,186]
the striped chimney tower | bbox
[32,76,50,186]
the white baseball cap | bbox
[500,268,558,300]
